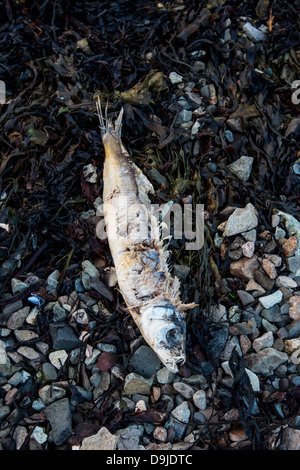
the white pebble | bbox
[49,350,68,369]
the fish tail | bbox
[96,96,124,138]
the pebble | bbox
[11,278,29,294]
[46,270,59,293]
[14,330,39,342]
[237,290,255,307]
[261,305,282,323]
[116,427,142,450]
[17,346,40,361]
[130,345,161,377]
[224,203,258,237]
[227,156,254,182]
[259,290,283,309]
[123,373,153,395]
[285,255,300,273]
[45,398,72,445]
[153,426,167,442]
[253,332,274,352]
[169,72,183,84]
[281,427,300,450]
[245,280,265,294]
[26,307,39,325]
[173,382,194,399]
[264,254,282,267]
[230,256,260,280]
[80,427,118,450]
[50,326,81,351]
[193,390,206,410]
[156,367,175,384]
[176,109,193,125]
[283,338,300,354]
[2,300,23,317]
[275,276,297,288]
[245,348,288,376]
[282,236,298,257]
[262,259,277,279]
[49,350,68,369]
[38,384,66,405]
[254,270,275,291]
[241,241,255,258]
[32,426,48,445]
[6,307,30,330]
[289,296,300,321]
[242,22,265,42]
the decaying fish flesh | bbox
[96,99,194,373]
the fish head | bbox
[139,300,186,373]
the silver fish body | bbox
[97,102,192,373]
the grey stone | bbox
[224,203,258,237]
[6,307,30,330]
[52,303,68,322]
[42,362,58,383]
[130,345,161,377]
[285,256,300,273]
[123,373,153,396]
[50,325,81,352]
[224,130,234,142]
[165,401,190,440]
[259,290,283,309]
[11,279,29,295]
[168,72,183,84]
[237,290,255,307]
[242,22,265,41]
[46,270,59,293]
[193,390,207,410]
[0,405,11,420]
[80,427,119,450]
[116,427,141,450]
[245,348,288,376]
[156,367,175,384]
[175,109,193,125]
[2,300,23,318]
[261,305,283,323]
[228,156,254,182]
[45,398,72,445]
[281,427,300,450]
[39,384,66,405]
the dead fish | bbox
[96,99,194,373]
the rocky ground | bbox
[0,0,300,451]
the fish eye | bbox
[166,328,182,347]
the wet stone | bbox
[245,348,288,376]
[45,398,72,445]
[50,326,81,352]
[156,367,175,384]
[2,300,23,318]
[130,345,161,377]
[259,290,283,309]
[123,373,153,395]
[261,305,283,323]
[6,307,30,330]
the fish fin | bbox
[96,96,124,138]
